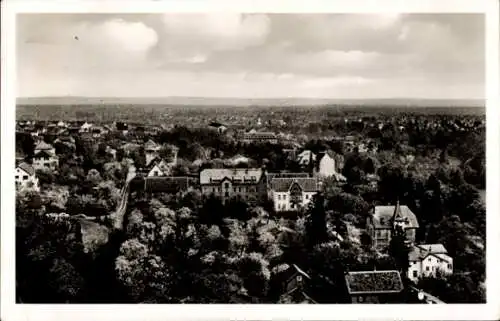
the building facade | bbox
[200,168,266,203]
[269,177,319,212]
[241,131,278,144]
[407,244,453,283]
[15,162,40,191]
[33,142,59,171]
[366,201,419,249]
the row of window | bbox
[277,194,312,200]
[208,186,256,193]
[412,264,453,277]
[15,175,29,180]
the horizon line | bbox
[17,96,485,101]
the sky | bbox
[16,13,485,99]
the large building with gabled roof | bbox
[407,244,453,282]
[200,168,266,203]
[366,200,419,249]
[268,177,319,212]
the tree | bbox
[115,239,171,302]
[388,227,410,275]
[305,192,327,247]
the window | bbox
[448,264,452,269]
[15,175,19,179]
[413,271,418,278]
[238,187,242,193]
[225,192,229,197]
[278,195,281,200]
[233,187,237,192]
[154,171,159,176]
[23,175,28,180]
[225,183,229,189]
[426,266,430,271]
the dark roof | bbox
[345,270,404,295]
[270,177,318,192]
[408,244,451,262]
[372,204,419,229]
[17,162,35,176]
[200,168,263,185]
[267,172,310,180]
[292,264,311,280]
[145,176,192,193]
[33,150,55,159]
[209,121,225,127]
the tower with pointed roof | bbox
[392,198,411,242]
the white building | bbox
[407,244,453,283]
[269,177,319,212]
[147,159,173,177]
[32,150,59,171]
[313,151,346,181]
[33,141,58,170]
[79,122,93,133]
[34,141,56,157]
[144,139,161,166]
[15,162,40,191]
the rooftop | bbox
[34,141,54,151]
[345,270,404,295]
[269,177,318,192]
[200,168,264,185]
[17,162,35,176]
[372,204,419,229]
[408,244,451,262]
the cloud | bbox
[96,19,158,53]
[16,13,485,99]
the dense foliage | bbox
[16,107,486,303]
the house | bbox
[91,126,108,138]
[366,201,419,249]
[15,162,40,191]
[313,151,344,178]
[297,150,316,166]
[34,141,56,156]
[345,270,404,303]
[407,244,453,283]
[144,140,161,166]
[269,177,319,212]
[57,120,67,128]
[79,122,93,133]
[146,158,173,177]
[279,264,317,304]
[209,122,228,134]
[32,150,59,171]
[199,168,266,203]
[105,146,117,160]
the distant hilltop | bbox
[16,96,485,108]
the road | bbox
[111,166,136,230]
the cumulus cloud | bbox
[16,13,484,99]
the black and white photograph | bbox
[2,1,500,320]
